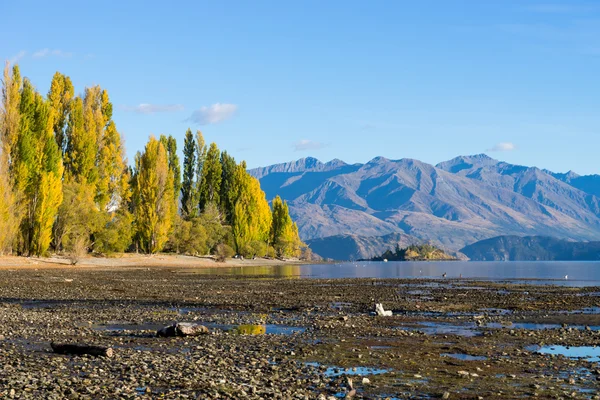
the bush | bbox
[215,243,235,262]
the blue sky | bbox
[1,1,599,174]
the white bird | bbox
[565,275,568,280]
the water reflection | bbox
[178,261,600,287]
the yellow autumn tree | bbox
[230,162,272,256]
[270,195,305,258]
[14,79,63,256]
[132,136,175,253]
[0,63,22,253]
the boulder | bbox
[157,322,209,337]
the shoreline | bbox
[0,254,312,270]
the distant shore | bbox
[0,254,309,270]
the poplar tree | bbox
[180,128,197,219]
[15,80,63,256]
[230,162,272,255]
[195,130,206,211]
[270,195,304,258]
[47,72,74,154]
[219,151,236,224]
[0,63,21,253]
[198,142,222,212]
[132,137,175,253]
[159,134,180,204]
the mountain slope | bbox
[461,235,600,261]
[249,155,600,257]
[305,232,423,261]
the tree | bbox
[47,72,74,154]
[15,79,64,256]
[270,195,304,258]
[0,63,22,253]
[219,150,237,224]
[132,137,175,253]
[159,134,180,204]
[198,142,221,212]
[65,97,96,183]
[180,128,197,219]
[230,163,271,255]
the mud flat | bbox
[0,266,599,398]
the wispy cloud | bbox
[8,50,26,64]
[189,103,238,125]
[293,139,329,152]
[120,104,185,114]
[32,48,72,58]
[486,142,516,152]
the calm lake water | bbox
[182,261,600,287]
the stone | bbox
[442,392,450,399]
[157,323,209,337]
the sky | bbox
[1,1,599,174]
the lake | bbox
[180,261,600,287]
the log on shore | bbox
[51,342,114,357]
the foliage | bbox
[132,137,175,253]
[198,142,222,212]
[372,244,456,261]
[94,210,134,254]
[270,196,304,258]
[0,65,305,260]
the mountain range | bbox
[249,154,600,260]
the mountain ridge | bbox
[249,155,600,260]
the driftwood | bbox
[51,342,114,357]
[157,322,210,337]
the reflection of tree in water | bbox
[232,265,301,278]
[234,324,266,335]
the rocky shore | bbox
[0,265,599,398]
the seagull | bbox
[565,275,568,280]
[442,272,447,278]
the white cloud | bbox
[8,50,26,64]
[293,139,328,152]
[486,142,517,152]
[32,49,72,58]
[120,104,185,114]
[189,103,238,125]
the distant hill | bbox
[369,244,456,262]
[461,235,600,261]
[305,232,422,261]
[250,154,600,260]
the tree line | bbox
[0,64,307,260]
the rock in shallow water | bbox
[157,322,209,337]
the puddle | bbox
[479,308,512,315]
[402,322,481,337]
[330,302,352,311]
[212,323,306,335]
[370,345,392,350]
[565,307,600,314]
[442,353,487,361]
[487,322,600,331]
[407,290,431,295]
[305,362,391,377]
[527,345,600,362]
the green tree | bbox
[198,142,221,212]
[219,150,236,224]
[132,137,175,253]
[65,97,96,183]
[47,72,74,154]
[159,134,180,204]
[180,128,197,219]
[15,79,64,256]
